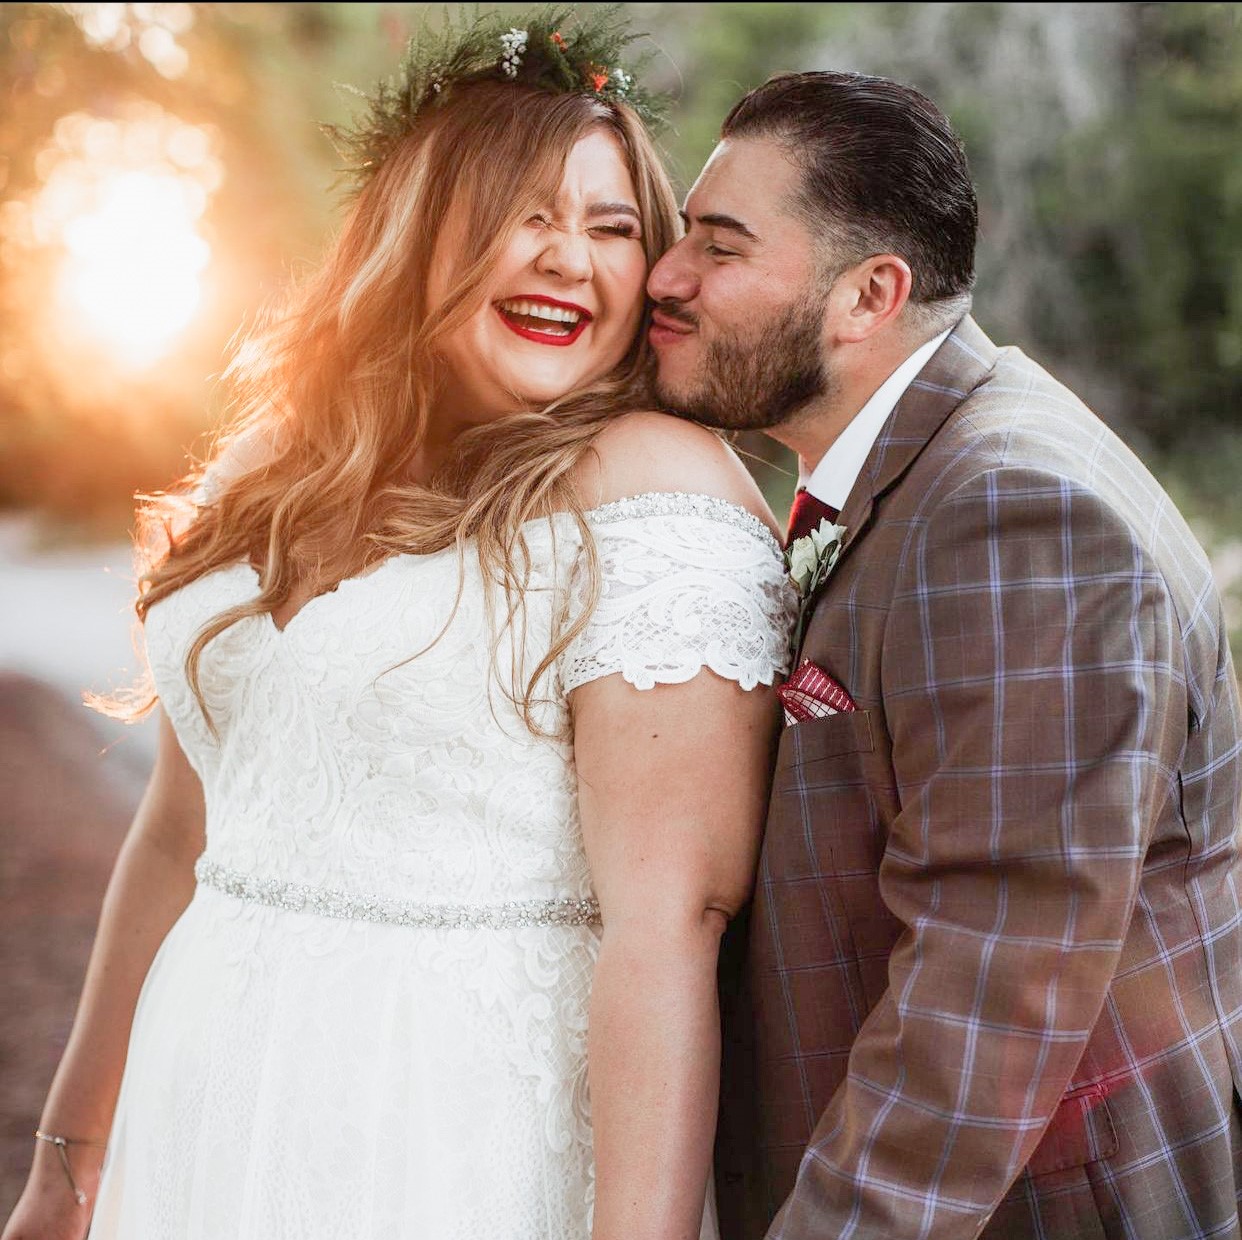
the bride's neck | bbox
[408,395,470,484]
[416,390,529,484]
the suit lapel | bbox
[833,315,1000,565]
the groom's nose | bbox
[647,239,699,306]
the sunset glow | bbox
[57,170,210,366]
[22,106,221,369]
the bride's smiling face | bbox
[429,128,649,425]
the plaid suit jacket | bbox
[716,316,1242,1239]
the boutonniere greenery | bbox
[785,519,847,654]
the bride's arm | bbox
[3,710,205,1240]
[571,410,784,1239]
[575,667,778,1240]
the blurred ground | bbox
[0,521,152,1212]
[0,674,143,1212]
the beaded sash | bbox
[194,857,601,930]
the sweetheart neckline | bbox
[226,490,781,636]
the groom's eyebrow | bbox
[680,209,760,243]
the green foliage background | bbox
[1,2,1240,644]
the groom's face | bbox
[647,138,834,430]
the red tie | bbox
[786,488,840,547]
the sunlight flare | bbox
[57,170,210,367]
[24,106,221,369]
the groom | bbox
[648,72,1242,1238]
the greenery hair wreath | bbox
[324,4,669,192]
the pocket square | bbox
[777,659,857,726]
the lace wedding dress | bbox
[88,492,794,1240]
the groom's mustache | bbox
[650,299,698,328]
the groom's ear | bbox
[828,254,913,345]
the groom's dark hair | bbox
[722,71,977,308]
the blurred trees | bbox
[656,2,1242,452]
[1,2,1241,536]
[1088,3,1242,449]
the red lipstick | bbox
[495,295,592,347]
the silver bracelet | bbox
[34,1130,107,1206]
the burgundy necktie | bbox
[785,488,840,547]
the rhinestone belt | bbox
[194,857,601,930]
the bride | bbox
[4,11,793,1239]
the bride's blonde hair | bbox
[123,81,679,729]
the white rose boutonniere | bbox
[785,518,847,654]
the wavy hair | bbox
[112,81,679,731]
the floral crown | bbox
[325,5,668,191]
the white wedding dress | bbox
[88,492,794,1240]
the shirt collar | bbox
[802,327,952,510]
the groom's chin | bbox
[666,406,730,430]
[653,378,724,428]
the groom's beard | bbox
[653,296,835,431]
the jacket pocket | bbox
[767,710,879,881]
[1026,1085,1119,1177]
[772,708,874,789]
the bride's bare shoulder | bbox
[576,411,779,535]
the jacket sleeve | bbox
[768,466,1187,1240]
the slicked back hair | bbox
[722,71,978,308]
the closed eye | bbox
[590,223,640,239]
[705,243,739,258]
[525,215,639,239]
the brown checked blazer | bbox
[715,317,1242,1239]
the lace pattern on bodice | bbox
[144,492,795,897]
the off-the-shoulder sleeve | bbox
[559,492,796,693]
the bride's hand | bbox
[2,1142,103,1240]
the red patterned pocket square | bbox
[777,659,857,725]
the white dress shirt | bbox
[802,327,952,510]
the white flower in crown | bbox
[499,27,528,78]
[611,67,633,95]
